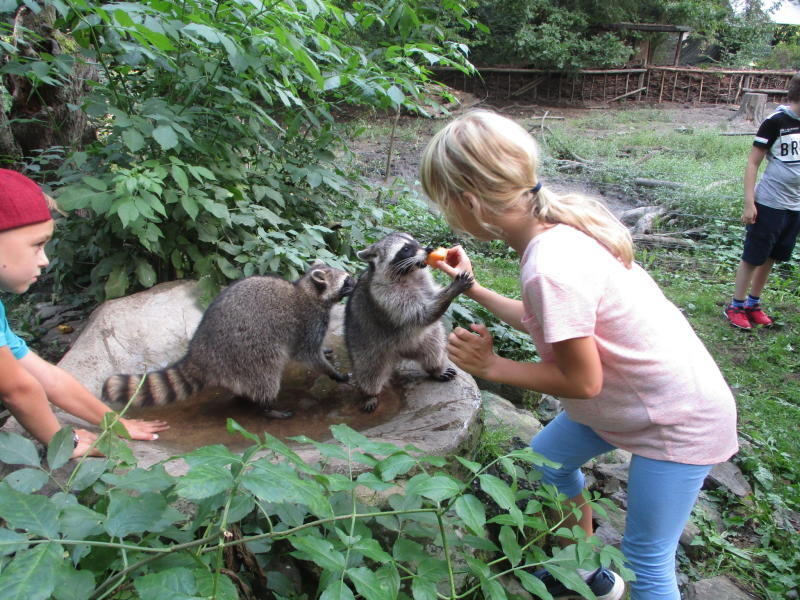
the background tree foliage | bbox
[0,0,785,304]
[1,0,476,302]
[464,0,777,70]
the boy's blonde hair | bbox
[420,110,634,267]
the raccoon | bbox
[102,261,356,419]
[344,232,474,412]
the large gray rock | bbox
[685,575,757,600]
[57,280,204,397]
[707,461,753,498]
[480,390,542,442]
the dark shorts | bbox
[742,203,800,265]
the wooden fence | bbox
[432,66,796,106]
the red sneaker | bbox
[744,306,774,327]
[725,305,752,330]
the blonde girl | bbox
[421,110,738,600]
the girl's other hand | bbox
[447,323,496,378]
[120,417,169,441]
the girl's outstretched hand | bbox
[430,245,475,281]
[120,417,169,441]
[447,323,496,379]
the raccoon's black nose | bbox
[424,245,434,253]
[341,276,356,297]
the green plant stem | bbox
[435,508,458,598]
[340,445,358,589]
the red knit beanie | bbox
[0,169,53,232]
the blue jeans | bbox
[530,412,712,600]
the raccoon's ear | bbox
[310,269,328,287]
[356,246,377,262]
[309,259,325,267]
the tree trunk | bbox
[729,92,767,124]
[0,106,23,162]
[1,4,97,168]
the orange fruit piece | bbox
[426,247,448,266]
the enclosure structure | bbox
[433,66,796,107]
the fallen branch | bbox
[619,206,664,225]
[702,179,735,191]
[633,233,696,248]
[554,159,589,171]
[619,206,667,234]
[633,178,686,189]
[511,76,546,97]
[383,110,401,184]
[610,86,647,102]
[540,110,549,141]
[633,148,664,165]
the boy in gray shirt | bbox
[725,72,800,330]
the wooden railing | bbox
[432,66,796,106]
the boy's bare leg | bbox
[749,258,775,298]
[733,260,757,300]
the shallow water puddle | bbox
[124,362,404,452]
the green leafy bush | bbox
[0,420,629,599]
[2,0,475,302]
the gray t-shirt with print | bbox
[753,105,800,211]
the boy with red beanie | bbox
[0,169,167,458]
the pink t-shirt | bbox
[520,224,738,465]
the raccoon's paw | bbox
[264,408,294,419]
[330,371,351,383]
[360,397,379,413]
[452,271,475,294]
[431,367,457,382]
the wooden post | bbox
[673,31,688,66]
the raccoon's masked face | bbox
[357,233,427,280]
[307,261,357,303]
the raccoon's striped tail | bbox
[101,361,202,408]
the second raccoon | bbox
[102,262,355,419]
[344,232,473,412]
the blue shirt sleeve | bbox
[0,299,30,360]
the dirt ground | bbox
[348,94,759,216]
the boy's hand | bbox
[447,323,497,379]
[70,429,103,459]
[742,204,757,225]
[120,418,169,441]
